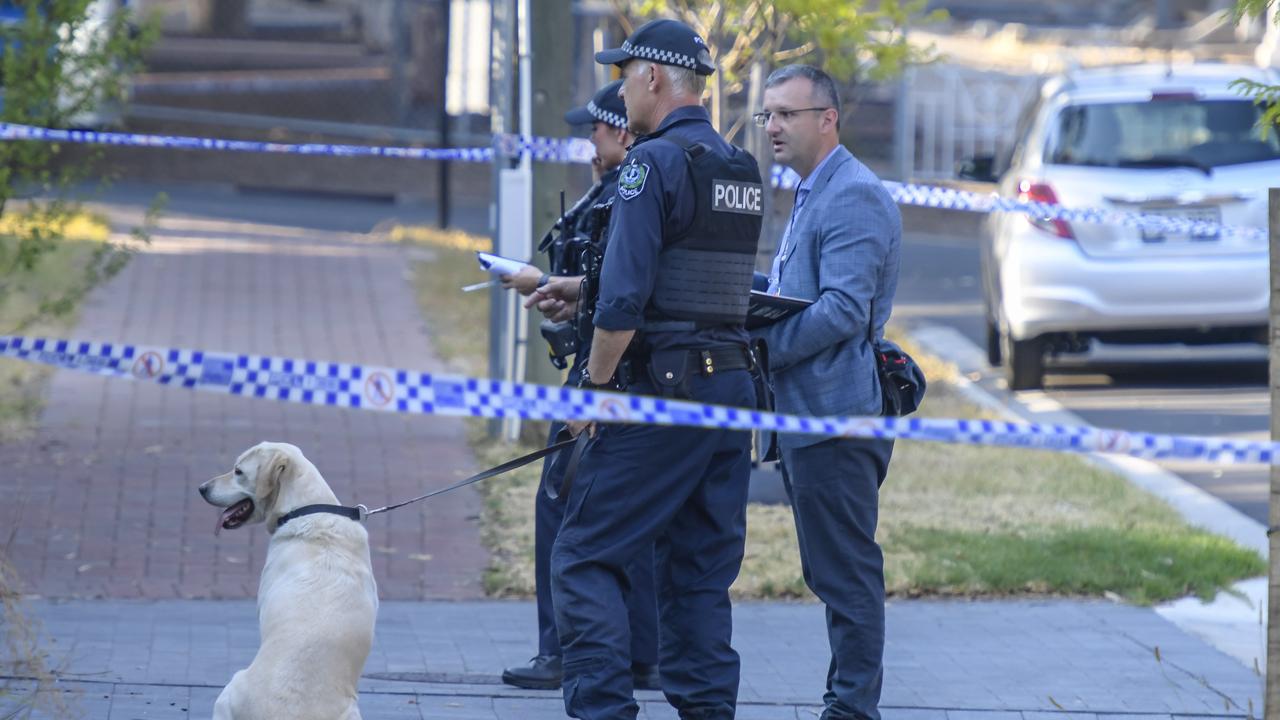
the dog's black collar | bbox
[275,504,365,530]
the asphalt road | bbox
[896,207,1271,524]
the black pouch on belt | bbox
[646,348,693,399]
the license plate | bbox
[1139,205,1221,243]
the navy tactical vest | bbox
[646,137,764,326]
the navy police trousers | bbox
[536,420,659,665]
[551,370,755,720]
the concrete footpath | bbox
[0,597,1262,719]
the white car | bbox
[965,63,1276,390]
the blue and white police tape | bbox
[881,180,1267,243]
[772,165,1264,243]
[0,122,596,165]
[0,122,496,162]
[1,335,1275,466]
[3,121,1264,242]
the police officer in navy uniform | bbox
[498,80,661,693]
[539,18,764,720]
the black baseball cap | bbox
[564,79,627,129]
[595,18,715,76]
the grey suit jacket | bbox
[753,146,902,450]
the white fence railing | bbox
[895,64,1041,180]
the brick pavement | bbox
[0,187,489,600]
[0,599,1262,718]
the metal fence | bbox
[894,64,1041,181]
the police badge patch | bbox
[618,161,650,201]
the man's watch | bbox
[578,367,612,390]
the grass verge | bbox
[397,224,1264,605]
[0,210,121,441]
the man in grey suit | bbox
[752,64,901,720]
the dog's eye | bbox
[234,468,243,476]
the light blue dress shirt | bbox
[766,146,840,295]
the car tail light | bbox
[1017,179,1074,239]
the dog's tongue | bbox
[216,499,253,535]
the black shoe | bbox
[502,654,563,690]
[632,662,660,691]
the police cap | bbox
[564,79,627,129]
[595,18,715,76]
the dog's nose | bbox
[198,483,210,499]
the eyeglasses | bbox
[752,107,832,127]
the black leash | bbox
[543,429,591,501]
[276,437,577,529]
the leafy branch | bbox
[610,0,945,136]
[1229,77,1280,139]
[0,0,160,328]
[1232,0,1280,138]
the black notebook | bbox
[746,290,812,330]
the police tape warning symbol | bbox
[598,397,631,421]
[618,161,650,201]
[364,371,395,407]
[131,351,164,379]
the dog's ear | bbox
[255,449,290,514]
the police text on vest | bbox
[712,180,763,215]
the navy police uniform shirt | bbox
[572,166,618,243]
[593,105,749,352]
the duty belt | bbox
[624,340,752,384]
[689,345,754,375]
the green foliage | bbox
[619,0,942,86]
[612,0,945,134]
[1230,77,1280,139]
[1232,0,1280,138]
[0,0,160,328]
[1232,0,1275,23]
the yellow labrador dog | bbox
[199,442,378,720]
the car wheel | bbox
[985,317,1002,366]
[1002,333,1045,391]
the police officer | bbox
[498,80,661,693]
[542,18,763,720]
[501,80,628,303]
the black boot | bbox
[632,662,661,691]
[501,654,563,690]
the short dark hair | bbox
[764,64,841,130]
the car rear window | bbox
[1046,99,1280,170]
